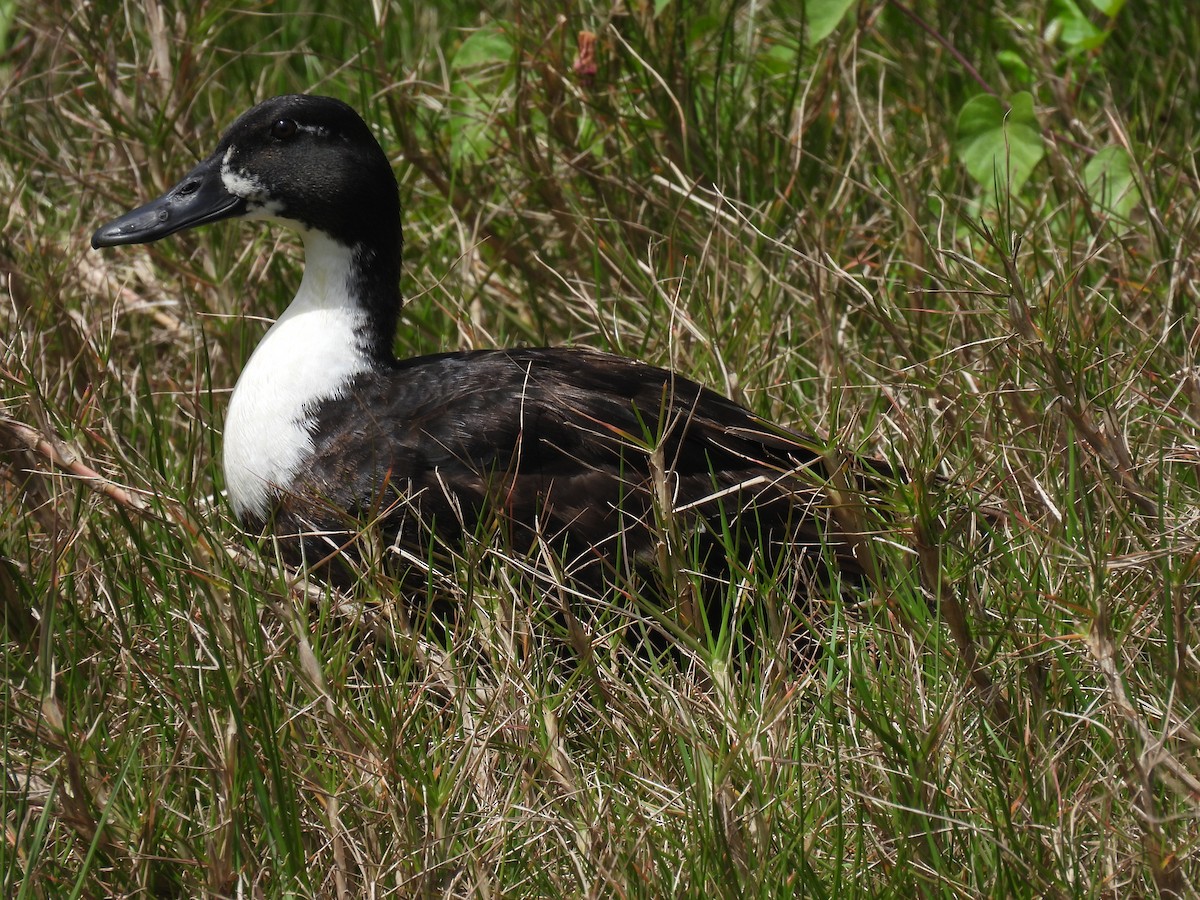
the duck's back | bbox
[266,346,884,591]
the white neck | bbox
[223,233,372,522]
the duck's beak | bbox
[91,153,247,249]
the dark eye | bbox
[270,118,298,140]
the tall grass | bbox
[2,0,1198,896]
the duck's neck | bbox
[343,230,403,365]
[222,230,401,523]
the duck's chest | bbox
[222,302,369,523]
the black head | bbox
[92,94,400,251]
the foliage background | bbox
[2,0,1199,896]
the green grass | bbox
[3,0,1199,896]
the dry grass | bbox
[3,0,1200,896]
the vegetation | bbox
[2,0,1198,895]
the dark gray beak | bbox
[91,153,247,249]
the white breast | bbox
[223,234,370,522]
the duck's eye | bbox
[270,118,298,140]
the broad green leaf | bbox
[1088,0,1126,16]
[758,40,801,77]
[996,50,1031,85]
[452,26,514,70]
[805,0,858,44]
[955,92,1045,195]
[1084,145,1140,222]
[1048,0,1107,52]
[448,112,494,167]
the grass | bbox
[2,0,1199,896]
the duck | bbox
[91,94,891,602]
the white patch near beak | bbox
[220,147,283,219]
[220,147,265,199]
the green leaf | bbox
[451,26,514,71]
[448,113,494,167]
[1088,0,1126,16]
[1048,0,1107,52]
[758,39,801,77]
[805,0,858,44]
[0,0,14,58]
[996,50,1031,85]
[1084,146,1140,222]
[955,92,1045,195]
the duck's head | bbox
[92,94,399,252]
